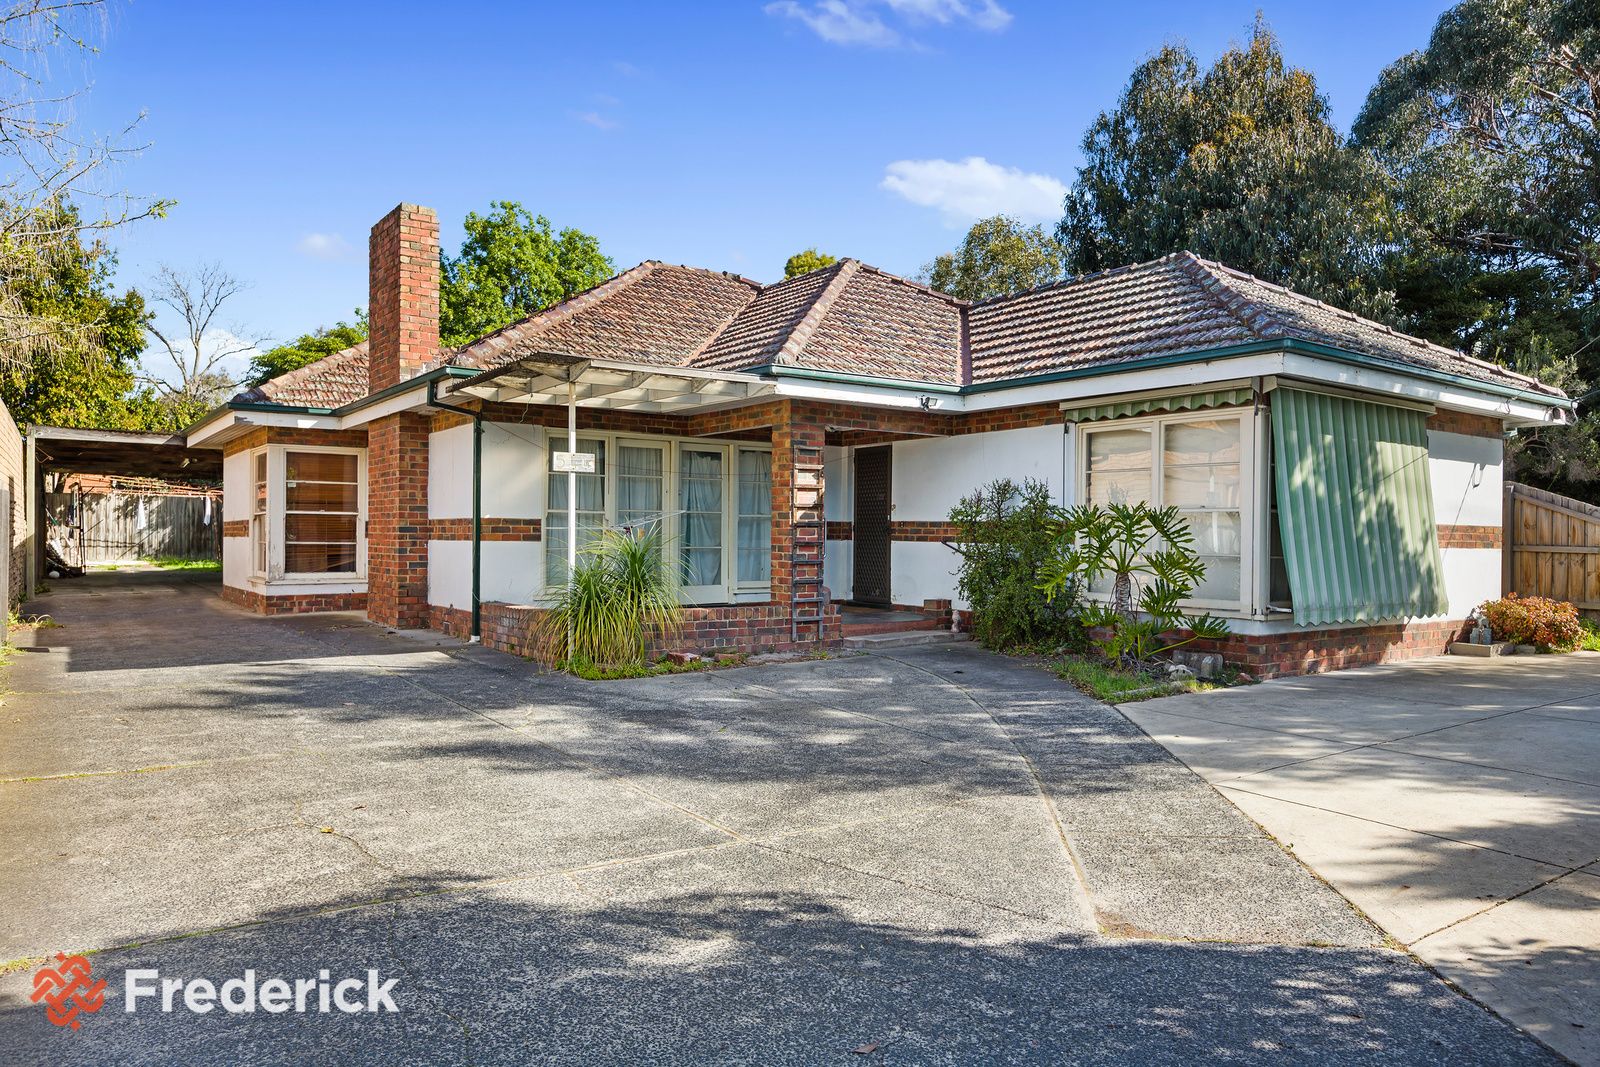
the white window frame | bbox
[543,430,773,606]
[1075,408,1257,615]
[251,444,369,584]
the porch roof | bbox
[445,351,775,413]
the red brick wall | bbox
[368,203,439,392]
[222,519,249,539]
[431,599,843,659]
[221,427,367,456]
[1188,618,1472,679]
[366,413,430,627]
[221,584,368,615]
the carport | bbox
[25,425,222,596]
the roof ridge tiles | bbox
[774,258,862,366]
[969,252,1189,310]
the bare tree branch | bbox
[139,262,267,404]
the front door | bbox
[853,446,892,606]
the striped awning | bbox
[1062,386,1254,424]
[1271,387,1449,626]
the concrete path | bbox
[1123,655,1600,1066]
[0,572,1555,1063]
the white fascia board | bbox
[772,378,951,411]
[338,384,434,427]
[187,409,342,447]
[1279,353,1559,426]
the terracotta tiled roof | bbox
[246,251,1566,408]
[968,252,1564,397]
[452,262,760,371]
[695,260,965,384]
[233,341,370,408]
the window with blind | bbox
[248,446,366,581]
[1078,411,1250,609]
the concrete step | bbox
[840,617,945,638]
[843,629,970,651]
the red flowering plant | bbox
[1478,594,1582,653]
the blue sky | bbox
[74,0,1452,378]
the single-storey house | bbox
[185,203,1573,677]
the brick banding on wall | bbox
[426,518,541,542]
[222,519,249,539]
[825,521,853,541]
[221,426,367,456]
[890,520,959,542]
[1425,410,1504,438]
[1438,524,1502,549]
[221,584,367,615]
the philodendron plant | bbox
[1037,502,1230,667]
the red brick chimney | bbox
[368,203,439,392]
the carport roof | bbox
[29,425,222,481]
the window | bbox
[679,447,725,590]
[252,451,268,576]
[737,450,772,584]
[545,438,606,586]
[1078,410,1251,610]
[248,445,366,581]
[284,451,361,574]
[543,432,773,602]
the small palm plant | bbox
[534,527,684,670]
[1038,502,1229,667]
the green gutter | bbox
[752,364,963,394]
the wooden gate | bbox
[1503,482,1600,609]
[44,491,221,564]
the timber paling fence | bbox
[44,491,221,566]
[1503,482,1600,610]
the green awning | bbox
[1062,386,1254,424]
[1271,387,1449,626]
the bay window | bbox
[246,445,368,582]
[544,432,773,603]
[1077,410,1252,611]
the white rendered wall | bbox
[823,445,852,601]
[429,422,543,520]
[1429,428,1504,618]
[221,449,251,591]
[427,422,546,611]
[887,425,1068,608]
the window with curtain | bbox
[616,443,665,535]
[737,449,771,584]
[283,451,359,574]
[546,438,606,586]
[680,448,724,587]
[1079,412,1247,607]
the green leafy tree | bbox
[1354,0,1600,492]
[947,478,1084,651]
[783,248,837,279]
[439,201,614,347]
[247,315,367,386]
[1058,17,1396,319]
[921,215,1064,300]
[0,203,163,431]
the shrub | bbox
[1479,593,1581,652]
[1037,502,1230,666]
[534,527,684,669]
[948,478,1085,652]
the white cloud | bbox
[201,328,263,385]
[765,0,1010,47]
[295,232,353,261]
[574,110,620,131]
[881,156,1066,224]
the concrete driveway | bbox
[1124,655,1600,1066]
[0,572,1557,1064]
